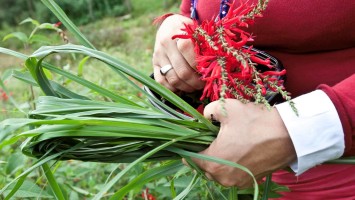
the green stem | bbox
[262,174,272,200]
[42,163,66,200]
[229,187,238,200]
[40,0,95,49]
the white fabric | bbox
[275,90,344,175]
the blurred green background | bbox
[0,0,131,28]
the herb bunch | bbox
[174,0,292,108]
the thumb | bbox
[203,100,228,124]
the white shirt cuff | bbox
[275,90,344,175]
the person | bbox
[152,0,355,199]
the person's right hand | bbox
[153,14,205,93]
[189,99,297,188]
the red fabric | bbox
[272,165,355,200]
[179,0,355,199]
[319,75,355,156]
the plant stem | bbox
[262,174,272,200]
[42,163,66,200]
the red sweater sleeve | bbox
[318,74,355,156]
[180,0,191,17]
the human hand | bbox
[152,14,205,93]
[191,99,297,188]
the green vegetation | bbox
[0,0,131,28]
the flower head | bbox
[173,0,291,107]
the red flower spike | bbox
[261,69,287,76]
[167,0,290,106]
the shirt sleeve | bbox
[180,0,191,17]
[275,90,345,175]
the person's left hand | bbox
[190,99,297,188]
[152,14,205,93]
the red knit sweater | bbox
[180,0,355,198]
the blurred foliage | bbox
[0,0,132,28]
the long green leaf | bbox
[25,57,58,97]
[326,157,355,164]
[31,44,217,131]
[38,0,165,111]
[3,175,27,200]
[3,32,28,43]
[173,173,200,200]
[166,147,259,200]
[42,163,66,200]
[40,0,95,49]
[93,135,190,200]
[0,47,137,105]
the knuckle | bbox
[196,81,205,90]
[184,87,195,93]
[153,47,163,56]
[205,163,222,175]
[158,38,170,48]
[156,78,165,85]
[152,52,162,65]
[236,177,253,189]
[219,179,237,187]
[167,76,180,87]
[177,68,192,80]
[177,39,191,52]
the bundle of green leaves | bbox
[10,0,353,199]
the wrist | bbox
[270,107,297,167]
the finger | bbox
[153,65,177,92]
[153,42,177,92]
[153,45,195,93]
[154,60,193,93]
[167,42,205,91]
[205,172,214,181]
[154,47,198,93]
[189,148,216,179]
[164,64,198,93]
[177,39,197,69]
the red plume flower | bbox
[173,0,293,107]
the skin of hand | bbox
[152,14,205,93]
[190,99,297,188]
